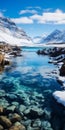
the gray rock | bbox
[44,107,52,120]
[24,106,44,119]
[41,121,53,130]
[0,98,9,108]
[11,101,19,107]
[32,119,41,127]
[19,105,26,113]
[0,90,6,97]
[6,105,16,113]
[6,93,17,100]
[27,125,40,130]
[21,119,31,127]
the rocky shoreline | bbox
[37,47,65,104]
[0,43,22,71]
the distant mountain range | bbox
[0,17,33,46]
[33,29,65,44]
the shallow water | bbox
[0,47,64,129]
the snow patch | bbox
[53,91,65,106]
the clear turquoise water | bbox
[0,47,62,96]
[0,47,64,130]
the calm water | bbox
[0,47,62,103]
[0,47,62,92]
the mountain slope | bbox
[39,29,65,44]
[0,17,33,46]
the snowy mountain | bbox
[39,29,65,44]
[0,17,33,46]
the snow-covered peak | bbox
[39,29,65,44]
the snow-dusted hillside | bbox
[37,29,65,44]
[0,17,33,46]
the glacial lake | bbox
[0,47,64,129]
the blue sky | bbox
[0,0,65,37]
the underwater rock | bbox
[32,119,41,127]
[10,113,21,123]
[0,116,12,128]
[27,125,40,130]
[5,105,16,113]
[24,106,44,119]
[44,107,52,120]
[19,105,26,113]
[0,125,4,130]
[9,122,26,130]
[0,106,4,114]
[41,120,53,130]
[0,90,6,97]
[21,119,31,127]
[12,101,19,107]
[0,98,9,108]
[6,93,17,101]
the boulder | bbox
[0,125,4,130]
[10,113,21,123]
[9,122,26,130]
[24,106,44,119]
[5,105,16,113]
[0,90,6,97]
[0,106,4,114]
[41,121,53,130]
[0,116,12,128]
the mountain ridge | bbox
[0,16,33,46]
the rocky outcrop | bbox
[60,62,65,76]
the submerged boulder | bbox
[0,116,12,128]
[9,122,26,130]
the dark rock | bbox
[0,125,4,130]
[60,62,65,76]
[9,122,26,130]
[24,107,44,119]
[0,116,12,128]
[41,121,53,130]
[10,113,21,123]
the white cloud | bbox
[30,9,65,24]
[11,9,65,25]
[19,9,38,15]
[11,17,33,24]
